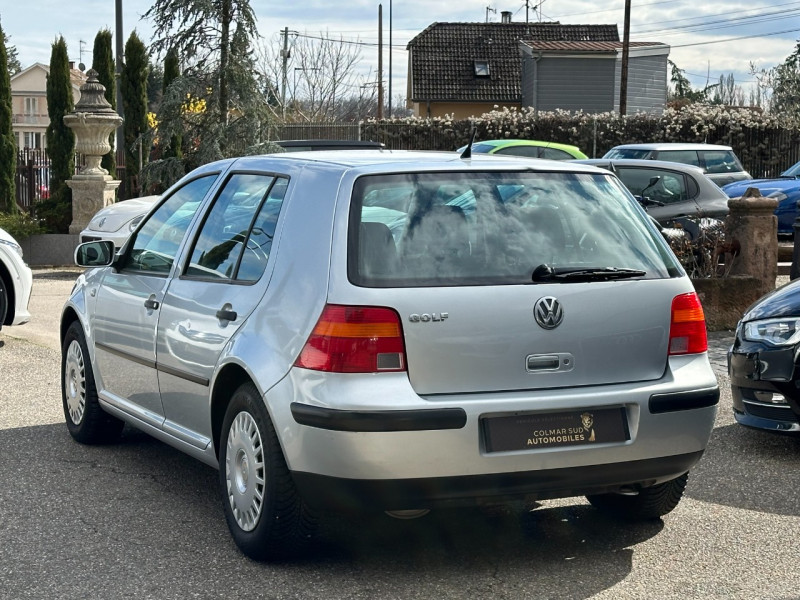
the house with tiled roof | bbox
[520,40,670,115]
[406,17,669,118]
[11,62,87,149]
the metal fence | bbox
[278,122,361,141]
[14,148,127,212]
[14,121,800,211]
[14,149,50,211]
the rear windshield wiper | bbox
[532,264,646,282]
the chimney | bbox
[501,11,512,23]
[69,61,75,70]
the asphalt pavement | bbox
[2,269,799,600]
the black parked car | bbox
[729,280,800,433]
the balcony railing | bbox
[11,113,49,126]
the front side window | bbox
[349,171,680,287]
[616,167,690,204]
[495,145,540,158]
[122,175,216,275]
[185,174,287,282]
[604,148,649,159]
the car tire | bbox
[0,279,7,328]
[219,382,317,561]
[585,472,689,520]
[61,321,124,444]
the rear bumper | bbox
[267,353,718,486]
[292,451,704,511]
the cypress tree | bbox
[162,48,182,160]
[91,29,116,177]
[0,20,16,214]
[121,32,148,198]
[44,36,75,231]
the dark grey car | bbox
[574,158,730,226]
[602,143,751,187]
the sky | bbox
[3,0,800,104]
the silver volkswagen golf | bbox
[61,150,719,560]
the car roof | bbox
[574,158,710,175]
[477,139,582,150]
[276,139,385,150]
[228,150,608,174]
[609,143,734,151]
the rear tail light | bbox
[669,292,708,355]
[294,304,407,373]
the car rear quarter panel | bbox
[216,159,347,404]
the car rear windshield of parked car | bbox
[348,171,681,287]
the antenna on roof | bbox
[485,6,496,22]
[460,127,477,160]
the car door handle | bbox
[216,306,238,322]
[144,296,160,310]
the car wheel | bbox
[61,321,124,444]
[219,382,317,560]
[0,279,7,328]
[585,472,689,520]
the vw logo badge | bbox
[534,296,563,330]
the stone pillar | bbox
[63,69,124,234]
[725,187,779,296]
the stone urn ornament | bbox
[63,69,123,179]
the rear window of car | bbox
[348,171,681,287]
[699,150,744,174]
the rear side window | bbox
[348,171,680,287]
[185,174,287,282]
[655,150,701,168]
[540,147,575,160]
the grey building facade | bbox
[520,41,670,115]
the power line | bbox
[668,26,800,49]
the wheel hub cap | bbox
[64,340,86,425]
[225,411,265,532]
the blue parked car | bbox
[722,160,800,235]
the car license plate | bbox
[482,407,630,453]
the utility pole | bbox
[619,0,631,116]
[280,27,290,120]
[114,0,124,171]
[388,0,392,118]
[378,5,384,119]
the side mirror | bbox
[75,240,115,268]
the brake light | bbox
[669,292,707,355]
[295,305,407,373]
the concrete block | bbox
[19,234,80,267]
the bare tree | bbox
[255,31,378,123]
[712,74,746,107]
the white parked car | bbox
[80,195,160,250]
[0,227,33,330]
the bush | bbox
[0,211,43,240]
[363,104,800,177]
[32,194,71,234]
